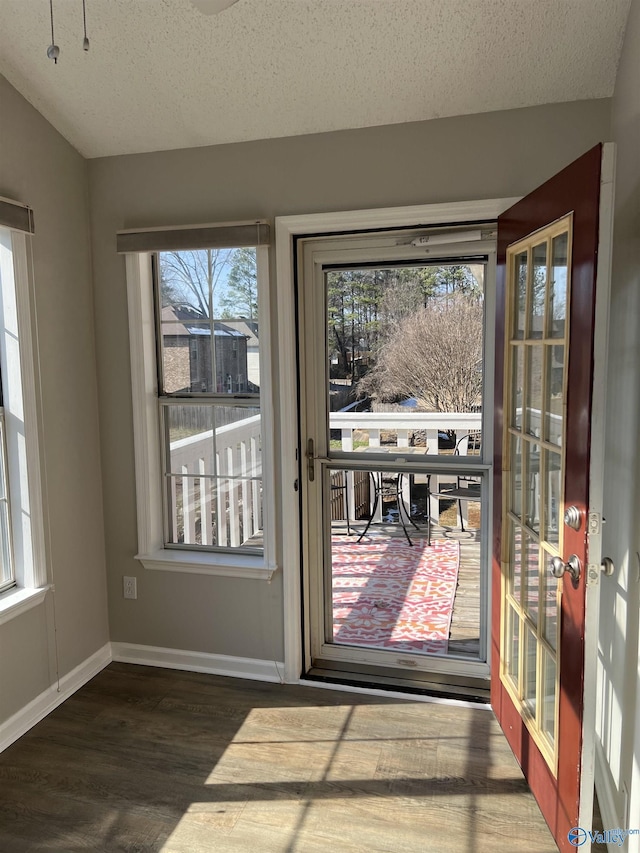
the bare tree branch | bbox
[159,249,233,317]
[358,294,483,412]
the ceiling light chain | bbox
[82,0,90,51]
[46,0,59,63]
[46,0,91,63]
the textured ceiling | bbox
[0,0,631,159]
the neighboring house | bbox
[161,305,252,394]
[220,318,260,389]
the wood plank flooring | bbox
[0,663,564,853]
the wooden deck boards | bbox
[0,663,562,852]
[448,529,482,656]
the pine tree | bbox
[220,248,258,319]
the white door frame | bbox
[275,198,519,683]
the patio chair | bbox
[356,469,419,546]
[426,432,482,543]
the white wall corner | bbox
[0,642,112,753]
[111,642,285,684]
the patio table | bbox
[355,447,427,546]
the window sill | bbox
[136,549,278,581]
[0,586,49,627]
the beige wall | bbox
[88,98,611,660]
[598,0,640,833]
[0,75,109,722]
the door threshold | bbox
[304,666,490,703]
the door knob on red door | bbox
[550,554,581,581]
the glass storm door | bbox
[298,230,495,695]
[492,144,613,852]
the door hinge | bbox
[307,438,315,482]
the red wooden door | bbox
[492,144,611,851]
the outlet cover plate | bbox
[123,576,137,599]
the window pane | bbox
[548,233,568,338]
[529,242,547,340]
[524,441,541,535]
[164,404,262,550]
[542,564,559,652]
[509,522,523,603]
[543,449,562,547]
[544,344,564,447]
[523,535,539,627]
[511,345,524,430]
[167,405,215,475]
[505,604,520,689]
[326,263,484,454]
[525,346,543,438]
[510,434,522,519]
[158,248,260,395]
[523,626,537,714]
[514,251,527,340]
[541,649,557,744]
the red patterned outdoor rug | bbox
[331,537,460,655]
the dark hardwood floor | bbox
[0,663,564,852]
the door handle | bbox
[564,505,582,530]
[549,554,581,581]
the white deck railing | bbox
[169,414,262,547]
[329,411,483,527]
[168,410,496,544]
[167,405,564,544]
[329,411,482,452]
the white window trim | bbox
[0,228,49,622]
[275,198,520,682]
[125,249,277,580]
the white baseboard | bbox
[595,737,621,834]
[0,642,112,753]
[111,642,286,683]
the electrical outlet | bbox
[123,576,137,599]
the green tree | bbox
[327,269,384,381]
[378,266,440,325]
[433,264,481,300]
[220,248,258,319]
